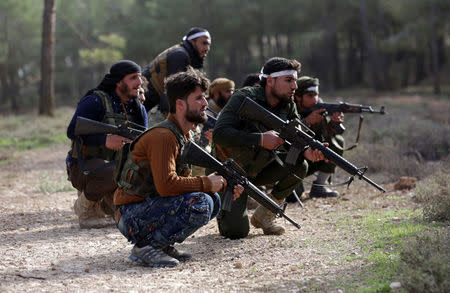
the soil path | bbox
[0,144,409,292]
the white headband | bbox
[306,86,319,92]
[183,31,211,41]
[259,69,298,80]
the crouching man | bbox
[114,67,243,267]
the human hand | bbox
[207,172,226,193]
[260,130,284,150]
[233,184,244,200]
[303,144,329,163]
[331,111,344,123]
[105,134,132,151]
[204,128,213,143]
[305,109,326,125]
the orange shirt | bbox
[114,115,213,206]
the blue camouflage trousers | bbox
[117,192,220,248]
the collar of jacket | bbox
[182,39,204,69]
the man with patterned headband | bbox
[212,57,326,239]
[142,27,212,124]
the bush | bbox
[342,100,450,181]
[344,143,428,182]
[414,170,450,222]
[397,230,450,293]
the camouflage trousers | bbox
[117,192,221,248]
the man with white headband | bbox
[212,57,326,239]
[142,27,212,123]
[287,76,345,199]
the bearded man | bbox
[142,27,212,120]
[212,57,326,239]
[114,67,243,267]
[66,60,148,229]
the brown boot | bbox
[250,195,285,235]
[73,191,114,229]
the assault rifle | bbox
[181,141,301,229]
[311,101,386,115]
[199,113,217,147]
[299,101,386,135]
[74,117,145,140]
[238,97,385,193]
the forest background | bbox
[0,0,449,114]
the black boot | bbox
[309,184,339,198]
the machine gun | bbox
[238,97,385,193]
[181,141,301,229]
[74,116,145,140]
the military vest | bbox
[146,43,190,98]
[115,119,190,198]
[71,90,133,162]
[215,87,297,177]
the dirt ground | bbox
[0,144,415,292]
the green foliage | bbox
[79,33,125,66]
[414,171,450,222]
[1,0,450,109]
[396,230,450,293]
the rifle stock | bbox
[74,117,144,140]
[181,141,301,229]
[238,97,386,193]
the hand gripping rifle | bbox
[199,113,217,147]
[238,97,385,193]
[180,141,301,229]
[74,116,145,140]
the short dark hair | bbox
[242,73,261,87]
[259,57,301,87]
[165,66,210,113]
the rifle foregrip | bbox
[310,140,359,175]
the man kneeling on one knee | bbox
[114,67,243,268]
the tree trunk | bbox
[359,0,382,91]
[39,0,56,116]
[429,2,440,94]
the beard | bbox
[118,82,138,100]
[271,87,293,103]
[216,92,228,108]
[185,103,207,124]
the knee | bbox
[186,193,215,228]
[294,159,308,178]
